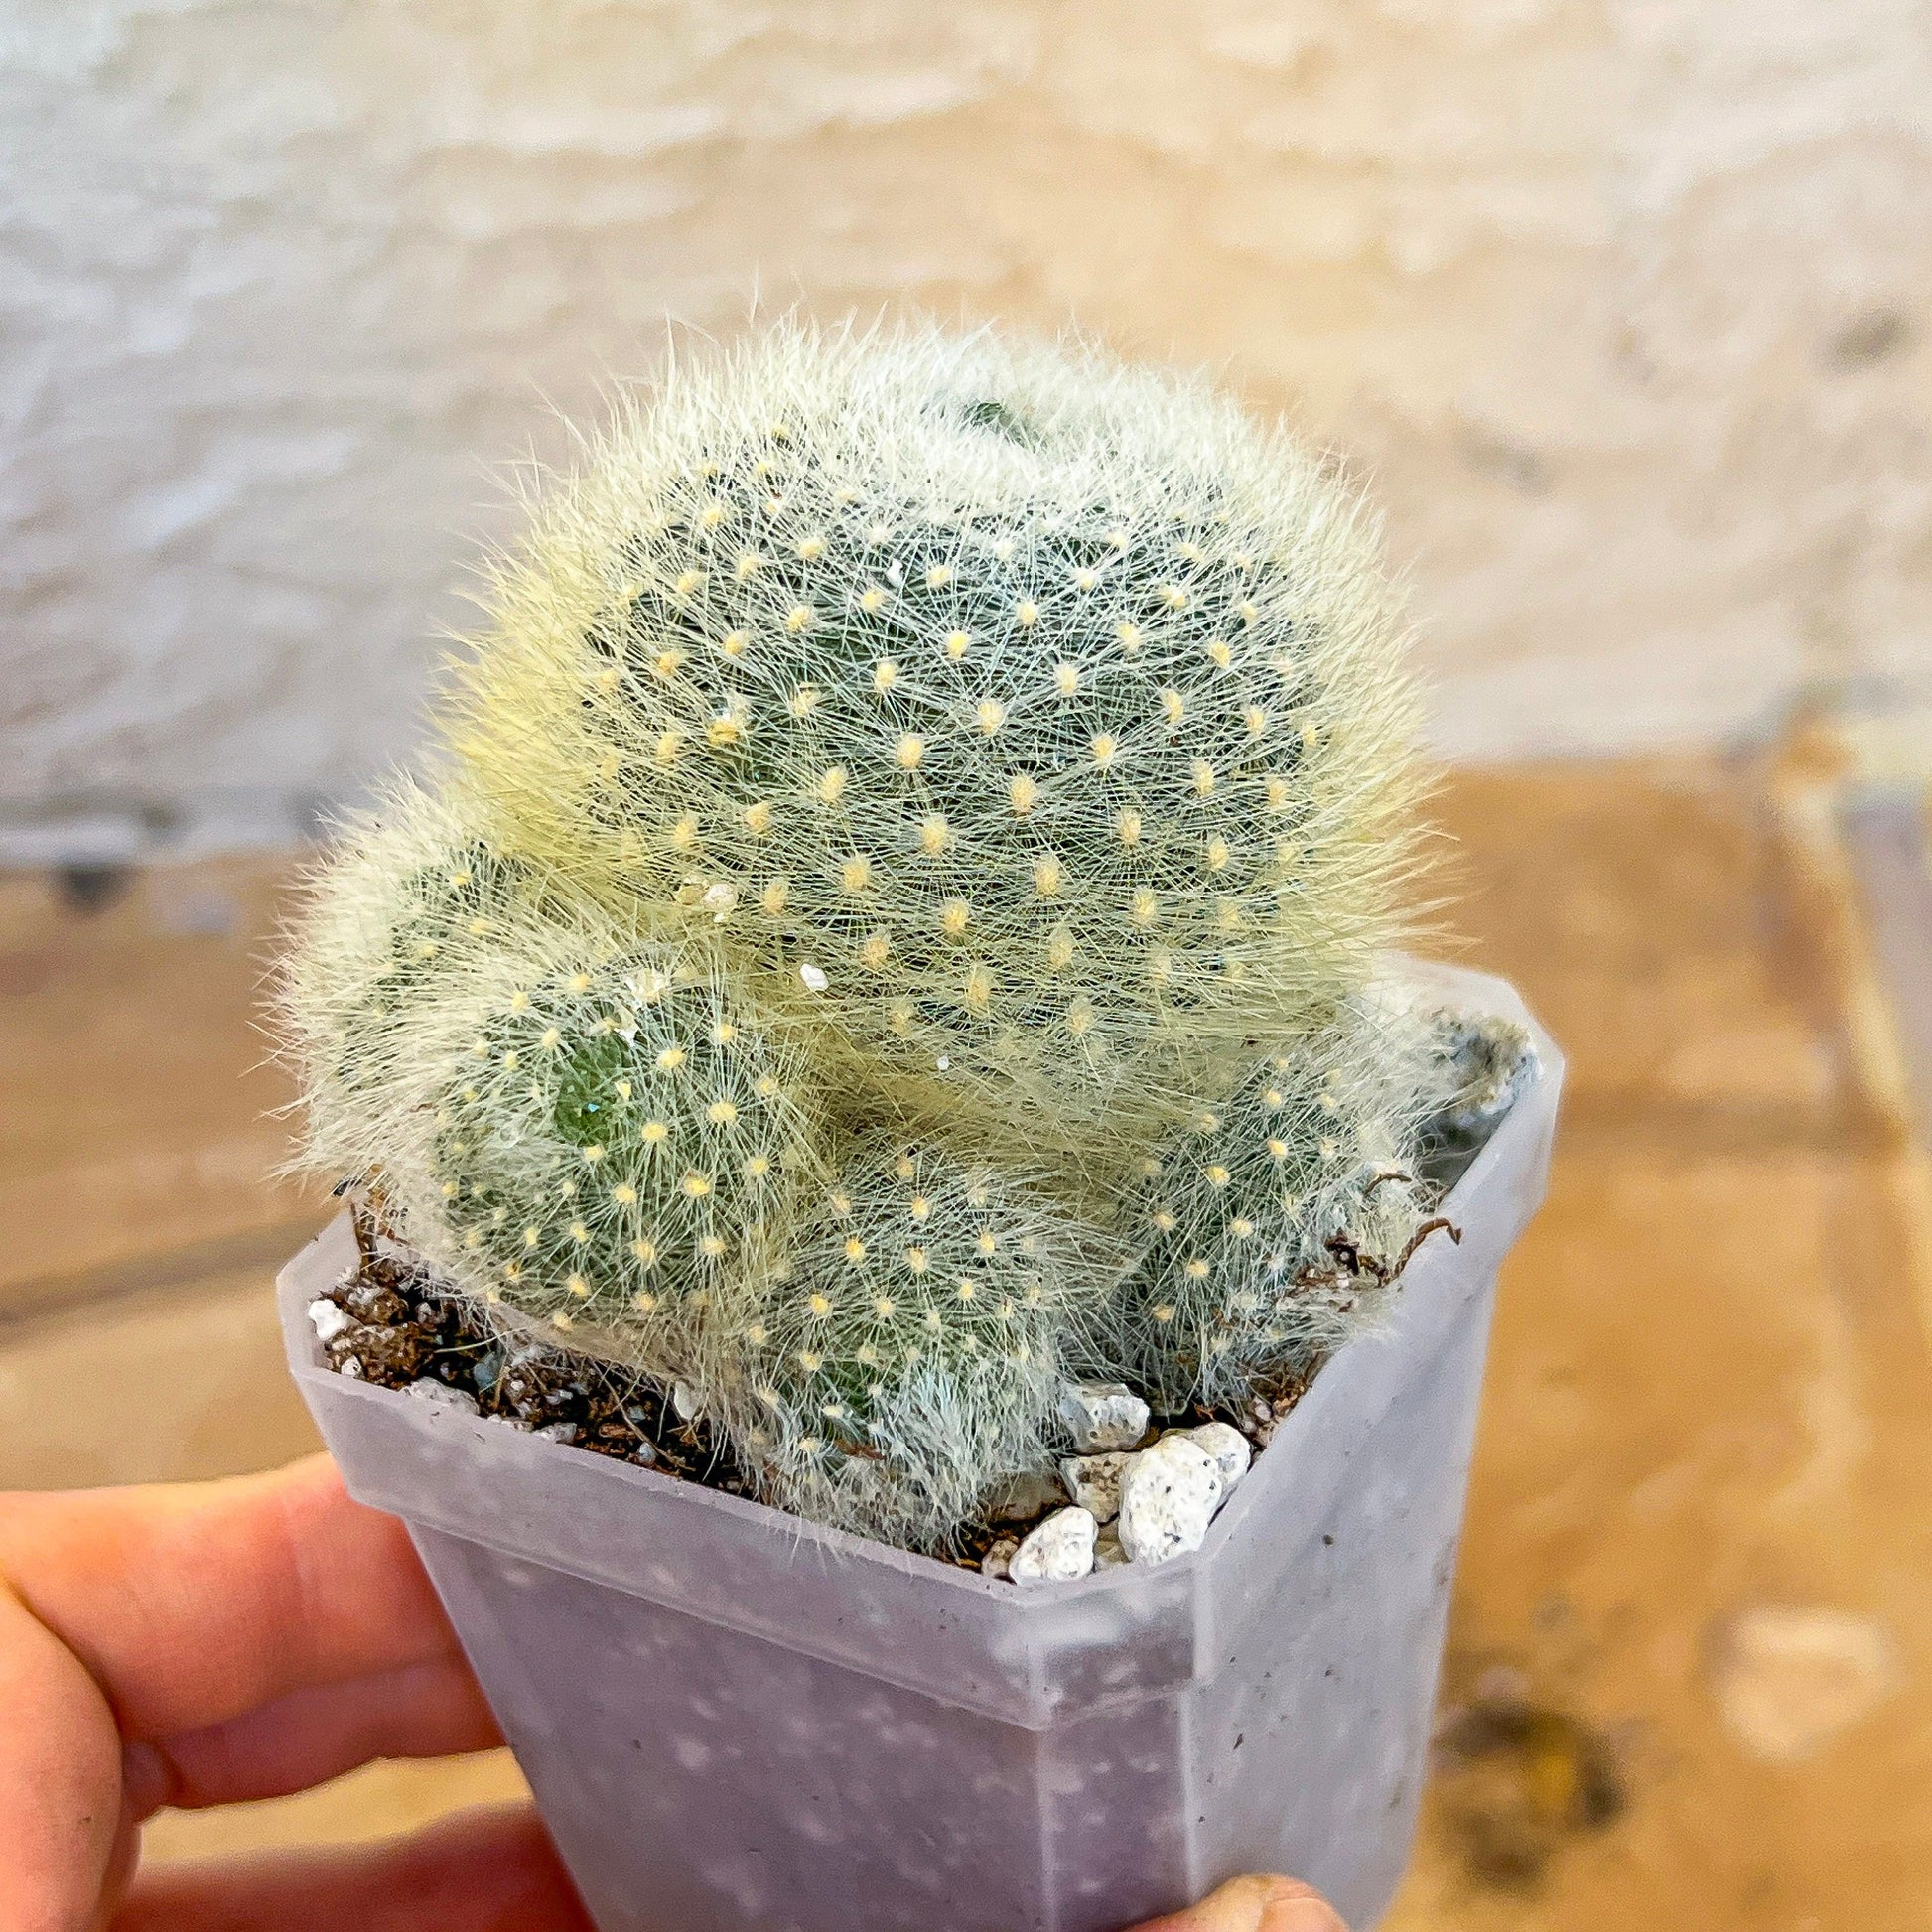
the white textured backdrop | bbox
[2,0,1928,857]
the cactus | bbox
[451,320,1421,1163]
[1085,986,1442,1411]
[280,780,528,1148]
[723,1141,1113,1546]
[277,321,1483,1554]
[1411,1003,1539,1188]
[283,783,828,1380]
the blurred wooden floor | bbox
[2,758,1929,1926]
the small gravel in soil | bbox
[316,1253,1313,1569]
[315,1256,754,1495]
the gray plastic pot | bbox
[279,965,1559,1932]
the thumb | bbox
[1129,1872,1350,1932]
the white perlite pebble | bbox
[1117,1437,1223,1566]
[404,1378,480,1416]
[1059,1452,1131,1523]
[1057,1381,1151,1453]
[981,1536,1020,1581]
[307,1298,352,1344]
[1009,1507,1098,1585]
[1182,1422,1252,1493]
[798,961,829,993]
[671,1380,702,1421]
[533,1421,578,1444]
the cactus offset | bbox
[725,1141,1113,1545]
[283,782,828,1380]
[1088,987,1440,1411]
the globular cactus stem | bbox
[1089,986,1444,1412]
[725,1141,1115,1548]
[453,320,1423,1166]
[283,782,828,1384]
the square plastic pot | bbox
[280,964,1560,1932]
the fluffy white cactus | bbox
[724,1140,1116,1545]
[451,319,1422,1162]
[282,781,828,1381]
[275,322,1479,1554]
[1089,986,1447,1410]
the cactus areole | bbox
[279,319,1536,1555]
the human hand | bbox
[0,1453,1345,1932]
[0,1452,591,1932]
[1134,1872,1348,1932]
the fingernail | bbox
[1255,1875,1349,1932]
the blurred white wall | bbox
[2,0,1928,859]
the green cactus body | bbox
[1091,990,1437,1411]
[413,946,826,1375]
[285,785,827,1378]
[454,324,1420,1162]
[723,1141,1112,1547]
